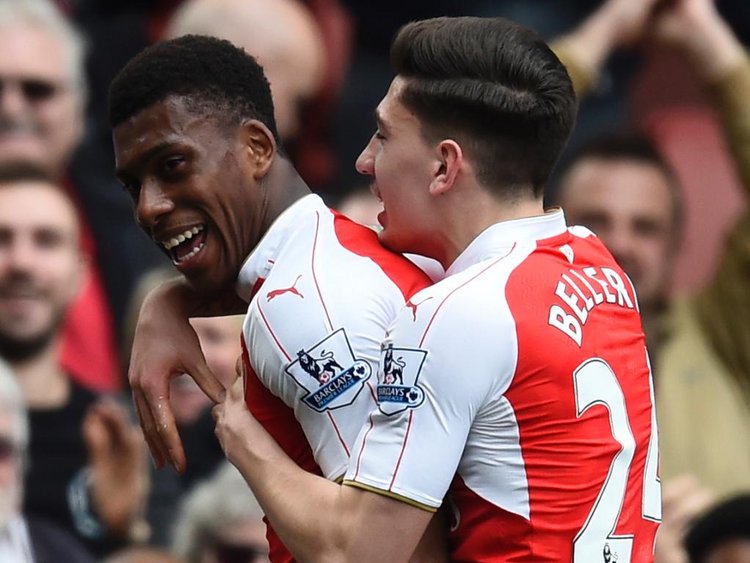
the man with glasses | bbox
[0,0,166,392]
[0,0,83,179]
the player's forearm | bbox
[224,415,356,561]
[148,276,247,318]
[224,414,425,563]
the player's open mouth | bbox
[161,225,207,265]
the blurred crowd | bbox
[0,0,748,561]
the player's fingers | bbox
[132,389,168,470]
[189,356,226,403]
[227,373,245,404]
[148,392,186,474]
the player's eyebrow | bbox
[374,108,390,133]
[115,141,173,182]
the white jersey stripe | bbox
[417,243,517,347]
[310,211,335,332]
[389,410,415,491]
[326,410,350,457]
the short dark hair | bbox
[108,34,281,145]
[562,131,673,173]
[391,16,577,198]
[557,131,683,233]
[685,494,750,563]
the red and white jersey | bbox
[235,194,431,562]
[345,210,660,562]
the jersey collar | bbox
[446,208,568,277]
[235,194,327,301]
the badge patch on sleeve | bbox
[285,328,372,412]
[376,343,427,415]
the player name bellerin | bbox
[548,265,636,346]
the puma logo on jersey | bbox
[405,296,433,321]
[267,275,304,301]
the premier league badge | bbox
[376,343,427,415]
[286,328,372,412]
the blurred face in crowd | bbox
[201,516,270,563]
[0,182,82,360]
[356,77,442,259]
[0,413,22,530]
[559,157,678,311]
[171,316,242,426]
[166,0,325,141]
[0,23,83,178]
[704,539,750,563]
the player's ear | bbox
[240,119,276,179]
[429,139,462,196]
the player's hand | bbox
[129,280,225,472]
[212,360,253,467]
[654,474,715,563]
[84,399,148,538]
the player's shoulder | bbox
[399,256,517,332]
[328,211,433,293]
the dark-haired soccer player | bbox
[109,35,441,562]
[211,16,661,562]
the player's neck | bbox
[260,158,313,233]
[438,191,545,269]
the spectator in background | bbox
[557,0,750,494]
[165,0,326,152]
[685,494,750,563]
[0,356,95,562]
[164,0,353,196]
[553,0,750,560]
[0,163,148,557]
[172,462,269,563]
[103,545,186,563]
[0,0,122,391]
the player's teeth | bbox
[163,226,205,250]
[174,242,205,265]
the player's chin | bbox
[378,228,407,254]
[184,270,229,299]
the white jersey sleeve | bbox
[344,250,527,509]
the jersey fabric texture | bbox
[235,194,432,562]
[345,210,660,562]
